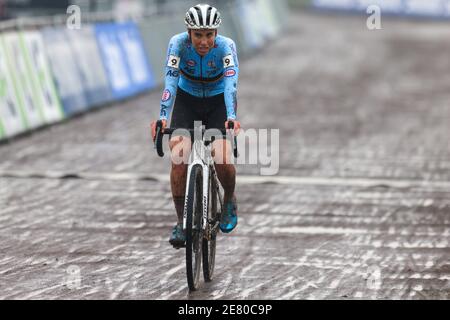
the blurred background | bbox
[0,0,289,138]
[0,0,449,300]
[0,0,302,20]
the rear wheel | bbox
[185,165,203,291]
[203,170,218,282]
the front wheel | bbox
[203,170,219,282]
[185,165,203,291]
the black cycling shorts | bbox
[170,87,228,139]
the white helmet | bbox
[185,4,221,30]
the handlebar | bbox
[154,120,238,158]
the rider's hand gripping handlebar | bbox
[154,120,238,159]
[227,121,239,158]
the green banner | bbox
[0,35,28,138]
[2,32,45,130]
[19,31,64,124]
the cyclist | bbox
[151,4,241,248]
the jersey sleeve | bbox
[222,39,239,120]
[159,35,182,120]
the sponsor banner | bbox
[313,0,450,18]
[267,0,290,30]
[215,6,249,56]
[2,32,45,130]
[20,31,64,124]
[0,35,27,138]
[117,22,156,92]
[446,0,450,16]
[258,0,279,38]
[95,22,155,100]
[65,26,113,108]
[138,15,185,85]
[41,27,89,116]
[404,0,445,17]
[95,23,132,99]
[237,0,265,49]
[313,0,356,10]
[0,117,4,139]
[356,0,403,14]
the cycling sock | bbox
[173,196,185,224]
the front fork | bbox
[202,164,210,231]
[182,139,209,232]
[182,141,223,237]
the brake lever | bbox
[227,121,238,158]
[155,120,165,157]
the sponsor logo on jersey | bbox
[230,43,236,54]
[160,106,168,118]
[184,67,195,75]
[187,60,196,67]
[224,69,236,77]
[207,60,216,68]
[166,70,179,77]
[162,89,171,102]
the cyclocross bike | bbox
[154,120,238,291]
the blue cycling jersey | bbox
[159,32,239,121]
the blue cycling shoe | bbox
[220,197,238,233]
[169,224,186,249]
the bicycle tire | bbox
[203,170,218,282]
[186,165,203,291]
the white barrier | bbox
[313,0,450,18]
[65,26,112,107]
[41,27,88,116]
[95,22,156,100]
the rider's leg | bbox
[212,138,235,204]
[169,135,192,224]
[213,138,238,233]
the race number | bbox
[223,54,235,68]
[167,55,180,69]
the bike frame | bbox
[154,120,236,236]
[154,121,237,289]
[182,132,223,232]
